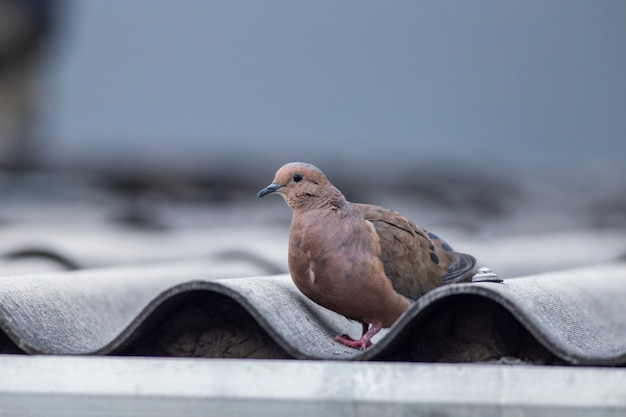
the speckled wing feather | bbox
[355,203,476,299]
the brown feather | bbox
[356,203,476,299]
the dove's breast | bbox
[287,206,409,326]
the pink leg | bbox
[335,323,383,351]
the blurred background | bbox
[0,0,625,277]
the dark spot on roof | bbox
[441,242,453,252]
[427,232,439,240]
[428,243,435,251]
[430,252,439,265]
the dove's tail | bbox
[441,252,477,284]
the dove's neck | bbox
[290,185,349,212]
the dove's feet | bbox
[335,323,383,351]
[335,334,373,350]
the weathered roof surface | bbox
[0,172,625,364]
[1,257,624,365]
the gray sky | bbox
[40,1,626,175]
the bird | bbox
[257,162,477,350]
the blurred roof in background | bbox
[0,0,625,274]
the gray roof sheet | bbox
[0,259,624,365]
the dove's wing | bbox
[355,203,476,299]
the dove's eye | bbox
[292,173,303,183]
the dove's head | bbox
[257,162,344,210]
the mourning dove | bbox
[257,162,477,350]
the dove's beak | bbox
[257,183,282,198]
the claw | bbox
[335,334,372,350]
[334,323,382,351]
